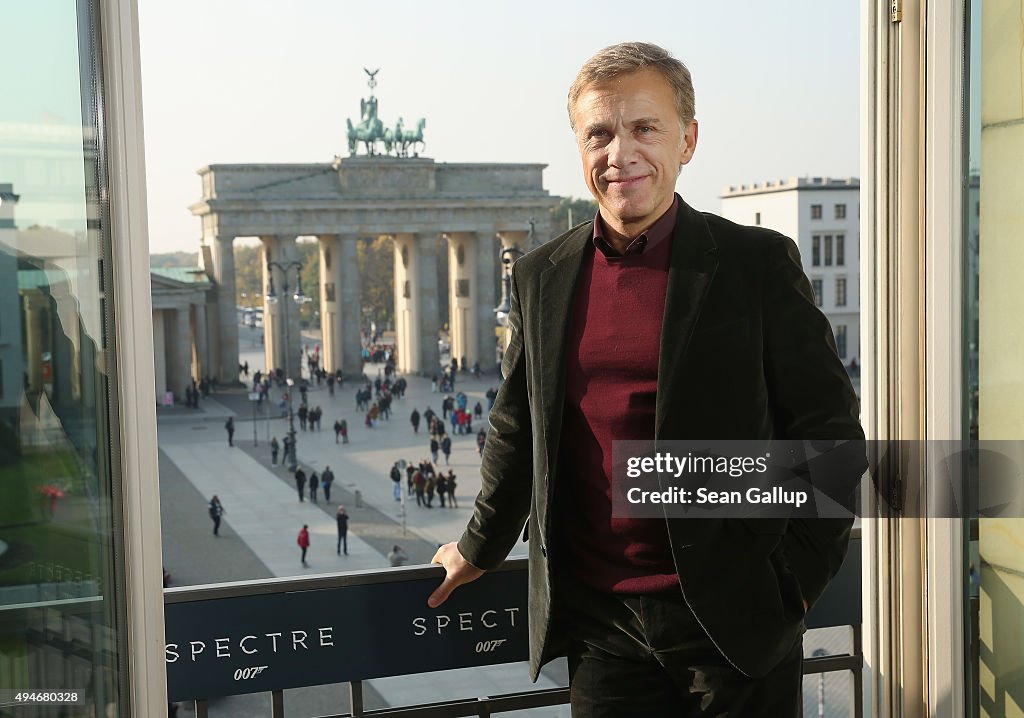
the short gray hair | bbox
[568,42,695,132]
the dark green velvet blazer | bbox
[458,198,865,680]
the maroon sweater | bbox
[558,197,680,594]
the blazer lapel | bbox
[537,224,592,484]
[655,200,719,438]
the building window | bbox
[836,277,847,306]
[835,324,847,358]
[835,203,847,219]
[812,279,823,307]
[811,204,822,219]
[755,212,761,225]
[812,235,821,266]
[824,235,833,266]
[836,235,845,266]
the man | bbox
[336,505,349,556]
[294,468,306,502]
[224,417,234,447]
[322,466,335,503]
[429,42,865,716]
[388,544,409,567]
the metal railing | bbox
[168,533,863,718]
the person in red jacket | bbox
[297,525,310,567]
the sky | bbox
[137,0,859,255]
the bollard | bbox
[354,489,362,508]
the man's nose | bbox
[606,132,637,167]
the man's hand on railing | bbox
[428,542,485,608]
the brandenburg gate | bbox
[190,157,559,380]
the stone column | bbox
[474,229,499,374]
[446,232,477,369]
[318,234,362,377]
[260,235,302,381]
[167,305,193,401]
[202,235,240,383]
[193,301,209,381]
[152,309,167,403]
[393,232,442,374]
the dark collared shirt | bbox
[592,193,680,257]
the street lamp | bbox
[493,246,524,328]
[266,260,312,472]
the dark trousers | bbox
[337,532,347,555]
[301,547,307,565]
[212,516,220,535]
[324,484,331,502]
[556,573,803,717]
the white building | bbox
[720,177,860,370]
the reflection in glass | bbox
[0,0,126,715]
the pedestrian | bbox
[334,419,342,444]
[441,434,452,466]
[425,472,436,508]
[390,463,403,501]
[340,418,349,444]
[388,544,409,567]
[436,473,448,508]
[486,387,497,410]
[477,428,487,456]
[309,471,320,504]
[411,408,421,434]
[208,495,224,536]
[430,437,439,464]
[413,468,425,507]
[298,404,308,431]
[224,417,234,447]
[336,505,349,555]
[294,468,306,502]
[297,524,310,566]
[474,401,483,419]
[446,470,457,508]
[271,436,280,465]
[321,466,334,503]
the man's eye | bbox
[637,126,654,134]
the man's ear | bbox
[680,119,699,166]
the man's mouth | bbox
[605,175,647,187]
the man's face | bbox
[573,68,698,237]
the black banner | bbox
[164,569,527,702]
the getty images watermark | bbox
[611,440,1024,519]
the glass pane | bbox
[965,1,1024,716]
[0,0,126,715]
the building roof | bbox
[150,266,211,285]
[721,176,860,199]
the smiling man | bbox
[429,42,864,716]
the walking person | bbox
[336,505,349,556]
[340,418,349,444]
[294,468,306,502]
[445,470,457,508]
[413,468,425,507]
[476,428,487,457]
[436,473,448,508]
[425,472,436,508]
[410,408,421,434]
[390,463,403,501]
[208,495,224,536]
[334,419,342,444]
[321,466,334,503]
[271,436,280,466]
[309,471,320,504]
[441,434,452,466]
[224,417,234,447]
[297,524,310,567]
[430,436,439,464]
